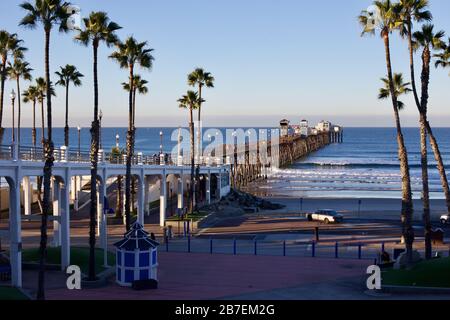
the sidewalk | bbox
[42,252,370,300]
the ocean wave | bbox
[292,162,449,170]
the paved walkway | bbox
[40,253,371,300]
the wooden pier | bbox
[228,128,343,189]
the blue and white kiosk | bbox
[114,222,159,287]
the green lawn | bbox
[382,257,450,288]
[0,287,29,300]
[22,247,115,275]
[166,211,209,222]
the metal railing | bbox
[0,144,229,168]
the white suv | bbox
[441,214,450,225]
[307,210,344,224]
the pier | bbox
[228,120,343,189]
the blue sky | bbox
[0,0,450,127]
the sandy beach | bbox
[254,196,448,222]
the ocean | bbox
[256,127,450,199]
[2,127,450,200]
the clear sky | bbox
[0,0,449,128]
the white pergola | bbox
[0,145,231,288]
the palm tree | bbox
[122,74,149,128]
[35,77,55,144]
[412,24,445,259]
[19,0,71,299]
[75,11,121,282]
[0,31,26,143]
[22,85,38,146]
[398,2,450,260]
[110,36,154,232]
[187,68,214,208]
[178,91,202,214]
[359,0,415,263]
[122,75,148,213]
[55,64,84,147]
[435,38,450,71]
[378,73,412,108]
[7,58,33,145]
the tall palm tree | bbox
[398,2,450,260]
[359,0,415,263]
[75,11,121,281]
[7,58,33,145]
[35,77,55,144]
[122,75,148,213]
[22,85,39,146]
[178,91,202,214]
[19,0,71,300]
[412,24,445,259]
[55,64,84,147]
[0,31,26,143]
[110,36,154,232]
[122,74,149,128]
[187,68,214,208]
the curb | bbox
[81,266,115,289]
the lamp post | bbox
[99,109,103,149]
[77,126,81,160]
[116,133,120,148]
[10,90,16,145]
[159,130,163,155]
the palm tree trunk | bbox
[32,99,36,147]
[426,121,450,214]
[420,113,432,259]
[16,78,21,145]
[40,98,45,144]
[125,65,134,231]
[0,57,6,144]
[88,42,100,281]
[189,107,195,214]
[195,85,202,210]
[38,28,54,301]
[64,83,69,147]
[130,89,136,214]
[116,175,123,218]
[383,33,414,263]
[407,21,421,109]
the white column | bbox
[177,175,184,212]
[137,174,145,225]
[144,176,151,215]
[160,173,167,227]
[9,179,22,288]
[217,173,223,200]
[73,175,79,212]
[60,182,70,270]
[52,181,61,247]
[23,176,32,216]
[97,181,107,250]
[206,172,211,205]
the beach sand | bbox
[252,196,448,222]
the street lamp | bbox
[99,109,103,149]
[116,133,120,148]
[159,130,163,155]
[10,90,16,145]
[77,126,81,160]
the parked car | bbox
[441,214,450,225]
[307,209,343,224]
